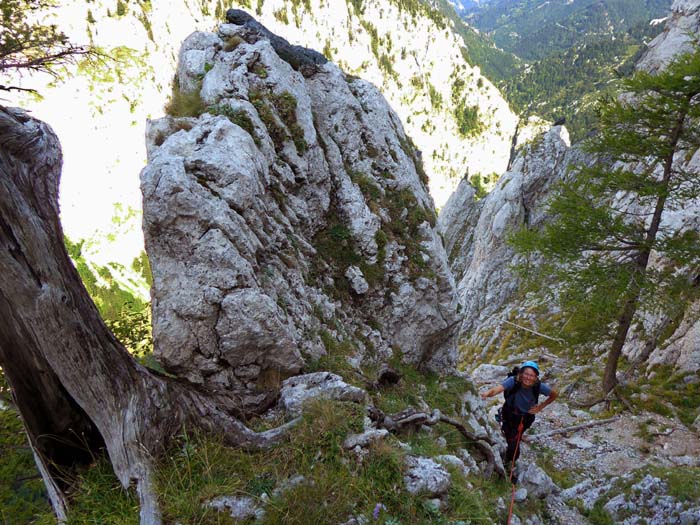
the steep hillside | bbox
[432,0,521,82]
[465,0,672,61]
[502,18,666,140]
[7,0,518,247]
[1,15,522,525]
[441,0,700,409]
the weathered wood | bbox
[369,406,506,478]
[0,106,297,525]
[502,320,565,344]
[528,416,619,439]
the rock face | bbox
[623,0,700,373]
[441,0,700,372]
[438,125,581,344]
[141,18,460,412]
[636,0,700,74]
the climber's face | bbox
[521,368,538,387]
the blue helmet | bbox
[521,361,540,376]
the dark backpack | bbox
[502,366,541,407]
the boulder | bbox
[403,456,451,496]
[519,463,557,499]
[142,16,463,412]
[278,372,367,416]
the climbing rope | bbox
[506,418,525,525]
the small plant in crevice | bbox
[271,91,307,154]
[207,103,260,145]
[249,89,307,155]
[164,78,206,118]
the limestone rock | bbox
[439,125,579,350]
[602,475,699,525]
[514,488,528,502]
[636,0,700,74]
[343,429,389,450]
[471,364,509,385]
[142,18,463,411]
[434,454,470,478]
[206,495,263,521]
[566,437,594,450]
[279,372,367,417]
[519,463,557,500]
[403,456,451,496]
[345,266,369,295]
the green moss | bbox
[250,90,307,155]
[271,91,307,154]
[428,83,442,110]
[308,329,357,377]
[397,134,429,187]
[207,104,259,145]
[311,219,362,298]
[576,499,615,525]
[250,90,287,152]
[223,35,245,52]
[252,62,268,78]
[532,446,577,489]
[116,0,127,17]
[322,40,333,60]
[375,229,388,264]
[653,466,700,503]
[619,365,700,425]
[350,171,382,201]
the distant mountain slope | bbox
[449,0,672,141]
[432,0,521,82]
[465,0,672,62]
[502,18,666,140]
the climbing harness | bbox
[506,418,525,525]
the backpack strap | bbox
[503,380,521,406]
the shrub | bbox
[164,80,206,118]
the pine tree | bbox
[511,48,700,394]
[0,0,94,93]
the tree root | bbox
[369,406,506,478]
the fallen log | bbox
[528,416,619,439]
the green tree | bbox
[511,49,700,395]
[0,0,94,93]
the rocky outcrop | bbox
[141,18,460,412]
[636,0,700,74]
[439,125,581,344]
[623,0,700,373]
[442,0,700,372]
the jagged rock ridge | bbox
[141,16,461,413]
[442,0,700,374]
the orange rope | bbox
[506,419,525,525]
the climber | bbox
[480,361,558,480]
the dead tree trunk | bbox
[0,106,296,524]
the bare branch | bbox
[528,417,619,439]
[503,320,566,343]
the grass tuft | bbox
[164,81,207,118]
